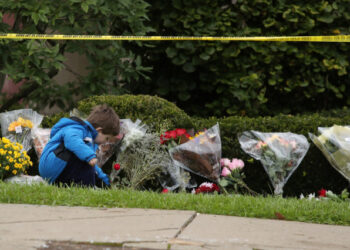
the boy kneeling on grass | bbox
[39,105,120,187]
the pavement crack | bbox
[173,212,197,239]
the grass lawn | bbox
[0,182,349,226]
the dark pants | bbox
[54,154,96,187]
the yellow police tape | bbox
[0,33,350,42]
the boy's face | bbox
[94,129,116,145]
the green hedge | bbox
[132,0,350,117]
[41,95,349,196]
[42,95,193,131]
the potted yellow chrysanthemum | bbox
[0,137,33,180]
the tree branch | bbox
[0,81,39,112]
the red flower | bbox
[195,183,220,194]
[164,130,177,139]
[175,128,187,136]
[162,188,169,193]
[318,188,327,197]
[113,163,121,171]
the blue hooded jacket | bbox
[39,118,107,184]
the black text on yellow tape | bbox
[0,33,350,42]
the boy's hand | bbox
[89,158,97,167]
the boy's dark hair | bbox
[87,104,120,135]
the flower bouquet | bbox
[32,128,51,159]
[119,119,147,152]
[0,137,33,180]
[110,132,171,190]
[219,158,256,194]
[0,109,43,151]
[238,131,310,195]
[309,125,350,182]
[169,124,222,182]
[194,182,220,194]
[300,188,349,202]
[159,128,196,191]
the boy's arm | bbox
[95,165,110,186]
[63,127,96,163]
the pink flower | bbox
[235,159,245,169]
[220,158,231,167]
[228,159,245,170]
[221,167,231,177]
[162,188,169,193]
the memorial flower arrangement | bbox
[0,109,43,151]
[194,182,220,194]
[239,131,309,195]
[309,125,350,182]
[0,137,32,180]
[218,158,255,194]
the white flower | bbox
[199,182,213,188]
[299,194,305,199]
[308,193,316,200]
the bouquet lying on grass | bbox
[0,137,32,180]
[111,119,172,190]
[300,188,350,202]
[239,131,310,195]
[309,125,350,182]
[0,109,43,151]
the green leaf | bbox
[200,53,210,61]
[178,92,191,101]
[183,63,195,73]
[166,47,177,58]
[81,2,89,13]
[31,13,39,25]
[219,179,229,187]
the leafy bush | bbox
[131,0,350,117]
[0,0,152,112]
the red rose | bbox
[176,128,187,136]
[318,188,327,197]
[162,188,169,193]
[169,130,177,139]
[113,163,121,171]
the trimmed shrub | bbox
[77,94,193,131]
[41,95,193,131]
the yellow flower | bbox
[9,158,14,163]
[12,170,17,175]
[189,131,205,140]
[5,166,10,171]
[2,137,10,144]
[8,150,12,154]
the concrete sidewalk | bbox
[0,204,349,250]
